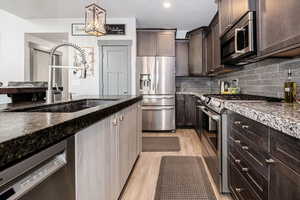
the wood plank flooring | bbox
[120,129,232,200]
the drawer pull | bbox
[241,146,249,150]
[119,115,124,121]
[234,121,241,125]
[265,158,275,164]
[242,167,249,172]
[242,125,249,129]
[234,140,241,144]
[235,159,241,164]
[235,188,244,193]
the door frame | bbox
[98,40,132,95]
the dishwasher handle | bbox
[0,152,66,200]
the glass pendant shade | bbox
[85,3,106,36]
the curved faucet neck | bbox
[47,43,87,104]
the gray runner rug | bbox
[142,137,181,152]
[154,156,217,200]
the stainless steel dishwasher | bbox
[0,137,75,200]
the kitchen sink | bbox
[6,99,120,113]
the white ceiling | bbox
[0,0,218,30]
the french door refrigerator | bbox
[137,56,176,131]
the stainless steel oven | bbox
[199,106,229,194]
[221,12,256,65]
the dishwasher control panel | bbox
[0,153,66,200]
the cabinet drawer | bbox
[142,106,175,131]
[229,159,261,200]
[231,113,269,152]
[229,128,269,178]
[229,144,268,200]
[270,129,300,175]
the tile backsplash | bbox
[176,77,212,94]
[176,57,300,98]
[212,58,300,98]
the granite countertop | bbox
[224,101,300,140]
[0,95,142,170]
[0,86,63,94]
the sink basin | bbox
[6,99,120,113]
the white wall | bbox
[24,33,69,96]
[0,9,137,95]
[176,30,189,39]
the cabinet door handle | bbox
[242,167,249,172]
[234,140,241,144]
[235,159,241,164]
[112,118,118,126]
[234,121,241,125]
[242,125,249,129]
[119,115,124,122]
[235,188,244,193]
[241,146,249,150]
[265,158,275,164]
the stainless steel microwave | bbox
[221,12,256,65]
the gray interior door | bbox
[102,46,130,95]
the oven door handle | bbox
[200,106,220,121]
[234,27,246,54]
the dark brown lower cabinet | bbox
[269,129,300,200]
[229,159,261,200]
[175,94,198,128]
[228,112,300,200]
[176,94,186,127]
[184,95,197,127]
[269,159,300,200]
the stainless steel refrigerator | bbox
[137,56,176,131]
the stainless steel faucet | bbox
[47,43,87,104]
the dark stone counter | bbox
[0,95,142,170]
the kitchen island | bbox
[0,95,142,200]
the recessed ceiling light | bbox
[163,2,171,8]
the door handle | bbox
[265,158,275,164]
[119,115,124,122]
[234,27,246,54]
[155,59,159,92]
[142,106,174,111]
[200,107,220,121]
[112,118,118,126]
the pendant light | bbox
[85,1,106,36]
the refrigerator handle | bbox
[156,58,159,92]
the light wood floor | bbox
[120,129,232,200]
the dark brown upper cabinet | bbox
[137,30,176,57]
[202,31,210,75]
[175,40,189,76]
[218,0,255,36]
[219,0,232,35]
[186,27,208,76]
[258,0,300,57]
[203,13,231,76]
